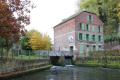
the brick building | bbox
[54,11,104,57]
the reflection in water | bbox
[10,67,120,80]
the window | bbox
[86,24,89,31]
[82,23,84,30]
[79,23,82,30]
[79,23,84,30]
[98,45,102,50]
[93,45,96,51]
[92,25,95,32]
[87,15,92,22]
[87,15,94,23]
[98,45,101,48]
[98,35,101,42]
[86,34,89,41]
[89,15,92,21]
[70,46,73,52]
[92,35,95,41]
[80,44,84,54]
[86,45,89,47]
[86,45,89,53]
[98,26,100,33]
[79,33,82,40]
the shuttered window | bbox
[78,33,82,40]
[92,35,95,41]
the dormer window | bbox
[87,14,93,23]
[89,15,92,21]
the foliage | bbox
[76,50,120,69]
[21,30,52,50]
[20,36,31,50]
[29,30,43,50]
[42,34,52,50]
[0,37,6,47]
[79,0,120,36]
[0,0,32,50]
[104,34,120,43]
[15,55,44,60]
[29,30,52,50]
[80,0,99,15]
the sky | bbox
[26,0,79,41]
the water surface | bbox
[10,67,120,80]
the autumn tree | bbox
[20,30,37,50]
[0,0,32,51]
[28,30,52,50]
[29,30,42,50]
[42,34,52,50]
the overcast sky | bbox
[26,0,78,41]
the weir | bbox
[49,51,73,66]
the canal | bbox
[9,67,120,80]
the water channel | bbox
[9,67,120,80]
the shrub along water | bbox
[75,50,120,69]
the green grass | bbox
[14,55,48,60]
[75,60,120,69]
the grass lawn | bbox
[76,60,120,69]
[14,55,49,60]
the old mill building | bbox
[54,11,104,57]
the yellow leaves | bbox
[42,34,52,50]
[117,3,120,20]
[29,31,42,50]
[28,30,52,50]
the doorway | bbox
[70,46,73,52]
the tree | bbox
[20,36,31,50]
[28,30,52,50]
[42,34,52,50]
[0,0,32,54]
[29,30,42,50]
[80,0,99,15]
[117,3,120,21]
[79,0,120,35]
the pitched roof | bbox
[53,11,97,28]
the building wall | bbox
[54,11,104,57]
[54,18,76,51]
[75,12,104,57]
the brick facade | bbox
[54,11,104,57]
